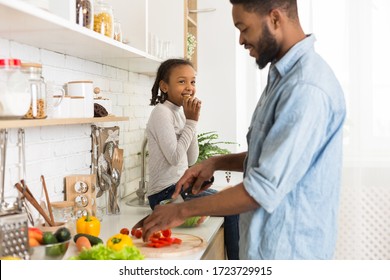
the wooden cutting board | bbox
[132,233,206,258]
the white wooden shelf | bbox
[0,116,129,129]
[0,0,162,75]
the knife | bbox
[173,176,215,203]
[132,176,215,227]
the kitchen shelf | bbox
[0,116,129,129]
[0,0,161,75]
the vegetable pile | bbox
[131,227,182,248]
[28,227,71,247]
[70,225,144,260]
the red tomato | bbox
[120,228,130,235]
[131,228,142,238]
[134,228,142,239]
[161,229,171,238]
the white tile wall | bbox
[0,39,154,220]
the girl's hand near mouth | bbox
[183,95,201,121]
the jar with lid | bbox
[76,0,94,29]
[0,59,30,119]
[93,0,114,38]
[21,63,47,119]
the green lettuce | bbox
[69,244,144,260]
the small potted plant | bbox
[196,131,238,183]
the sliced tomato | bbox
[147,242,170,248]
[152,231,162,238]
[172,238,182,245]
[161,229,172,238]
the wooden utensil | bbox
[41,175,55,224]
[15,182,54,226]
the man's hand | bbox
[141,203,186,242]
[173,160,215,199]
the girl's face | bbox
[160,65,196,106]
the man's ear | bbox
[159,80,168,93]
[269,9,282,30]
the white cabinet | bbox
[107,0,184,60]
[107,0,148,52]
[148,0,185,58]
[0,0,161,75]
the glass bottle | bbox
[0,59,30,119]
[76,0,94,30]
[21,63,47,119]
[93,0,114,38]
[113,20,122,42]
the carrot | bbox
[76,236,91,252]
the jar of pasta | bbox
[21,62,47,119]
[93,0,114,38]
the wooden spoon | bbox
[41,175,55,225]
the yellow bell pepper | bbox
[107,233,133,251]
[76,214,101,237]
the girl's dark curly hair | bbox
[150,58,194,106]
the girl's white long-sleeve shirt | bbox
[146,100,199,196]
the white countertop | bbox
[65,199,224,260]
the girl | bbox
[146,58,239,260]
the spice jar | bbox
[93,0,114,38]
[113,20,122,42]
[21,63,47,119]
[0,59,30,119]
[76,0,93,29]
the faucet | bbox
[136,136,148,205]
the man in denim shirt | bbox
[137,0,346,259]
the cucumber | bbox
[73,233,103,246]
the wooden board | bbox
[132,233,206,258]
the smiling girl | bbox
[145,58,239,259]
[146,59,201,206]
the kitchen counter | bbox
[64,200,224,260]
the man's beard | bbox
[255,24,280,69]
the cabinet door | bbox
[108,0,148,51]
[148,0,184,58]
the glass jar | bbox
[51,201,76,236]
[113,20,122,42]
[21,63,47,119]
[76,0,93,29]
[93,0,114,38]
[0,59,30,119]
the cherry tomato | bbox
[131,228,142,239]
[120,228,130,235]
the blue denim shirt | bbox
[240,35,346,259]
